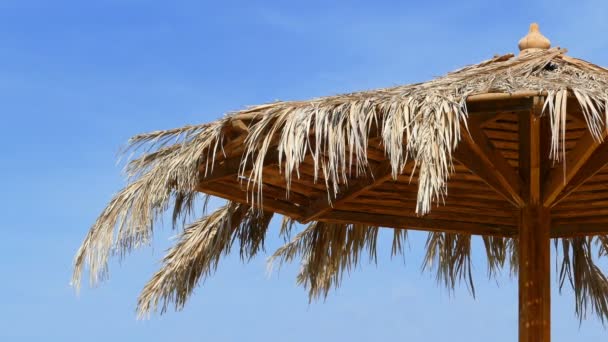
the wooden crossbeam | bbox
[518,101,547,204]
[548,139,608,206]
[320,211,516,237]
[543,130,608,207]
[454,120,524,207]
[467,96,533,114]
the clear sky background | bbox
[1,0,608,341]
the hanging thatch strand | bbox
[269,221,382,300]
[137,202,273,316]
[423,233,476,296]
[73,48,608,321]
[482,236,518,277]
[558,237,608,323]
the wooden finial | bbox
[518,23,551,54]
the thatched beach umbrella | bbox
[74,24,608,341]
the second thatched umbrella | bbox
[73,24,608,342]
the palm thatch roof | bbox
[73,34,608,322]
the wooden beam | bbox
[518,100,544,203]
[518,97,551,342]
[300,160,409,223]
[552,223,608,238]
[467,97,533,115]
[336,201,518,226]
[553,207,608,219]
[466,91,545,103]
[198,155,243,184]
[320,211,516,237]
[543,129,608,207]
[454,120,524,207]
[518,206,551,341]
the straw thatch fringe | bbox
[73,48,608,321]
[557,237,608,323]
[137,202,273,316]
[72,122,226,289]
[232,48,608,214]
[269,221,382,300]
[422,233,475,296]
[483,236,518,277]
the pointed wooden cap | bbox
[518,23,551,54]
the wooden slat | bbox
[483,121,519,131]
[552,223,608,238]
[553,208,608,218]
[337,201,518,226]
[550,140,608,205]
[455,120,524,206]
[300,160,406,223]
[375,180,506,201]
[492,139,577,151]
[362,190,513,210]
[553,199,608,210]
[484,126,586,140]
[558,190,608,202]
[553,216,608,225]
[320,211,516,237]
[198,153,280,185]
[261,169,327,194]
[543,129,608,207]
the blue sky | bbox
[1,0,608,341]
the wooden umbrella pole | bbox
[518,97,551,342]
[519,206,551,341]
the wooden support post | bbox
[518,206,551,342]
[518,97,551,342]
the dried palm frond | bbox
[269,222,390,300]
[482,236,518,278]
[137,202,273,316]
[143,51,603,217]
[73,47,608,322]
[423,233,475,296]
[72,121,227,289]
[557,237,608,323]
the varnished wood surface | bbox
[518,101,551,342]
[196,96,608,239]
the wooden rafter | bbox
[518,100,546,203]
[320,211,516,237]
[454,119,524,207]
[547,139,608,206]
[543,129,608,207]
